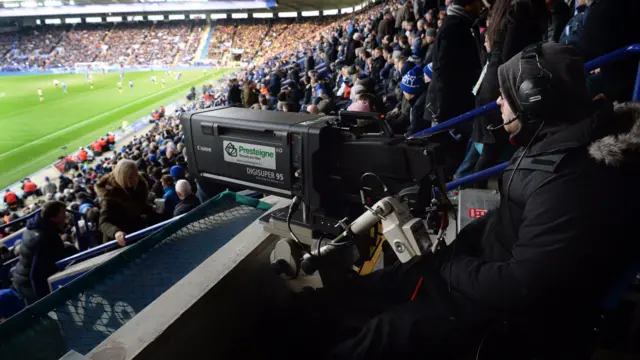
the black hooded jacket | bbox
[425,9,482,125]
[12,214,67,299]
[439,101,640,349]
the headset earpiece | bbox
[516,43,553,123]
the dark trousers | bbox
[268,258,488,360]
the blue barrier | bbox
[0,208,89,251]
[412,43,640,187]
[0,209,41,235]
[410,44,640,140]
[55,191,260,269]
[56,214,185,269]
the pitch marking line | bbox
[0,74,208,161]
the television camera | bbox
[181,107,452,285]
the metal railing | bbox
[54,190,260,270]
[0,208,88,250]
[55,214,186,270]
[412,43,640,188]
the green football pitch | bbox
[0,68,233,189]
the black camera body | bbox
[181,107,441,233]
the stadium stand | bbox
[206,24,236,64]
[1,27,66,69]
[231,23,270,63]
[2,1,640,357]
[131,22,192,66]
[180,21,206,64]
[50,24,112,67]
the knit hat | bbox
[498,43,590,123]
[170,165,185,179]
[423,62,433,79]
[400,66,426,95]
[426,28,436,37]
[412,38,422,56]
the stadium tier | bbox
[1,0,640,358]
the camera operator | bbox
[275,43,639,360]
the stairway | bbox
[172,22,195,67]
[102,23,116,44]
[196,23,214,61]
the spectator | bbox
[426,0,484,125]
[242,80,259,108]
[170,165,186,180]
[400,65,429,135]
[75,192,94,214]
[578,0,640,102]
[174,180,201,217]
[558,0,591,47]
[345,32,363,66]
[467,0,548,179]
[3,190,19,210]
[58,174,72,190]
[305,50,316,74]
[269,70,283,96]
[423,28,437,63]
[161,175,179,219]
[12,201,68,303]
[21,178,39,198]
[227,79,242,105]
[395,2,415,32]
[545,0,571,43]
[370,47,386,81]
[77,147,88,162]
[42,176,57,197]
[96,159,153,246]
[424,0,484,175]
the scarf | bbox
[446,5,473,21]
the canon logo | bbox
[197,145,212,152]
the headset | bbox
[488,42,553,131]
[516,42,554,123]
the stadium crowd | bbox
[207,24,236,60]
[232,23,270,63]
[0,104,205,304]
[1,0,639,338]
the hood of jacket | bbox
[525,101,640,169]
[588,102,640,167]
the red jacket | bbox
[4,191,17,204]
[78,149,88,162]
[93,141,102,152]
[23,181,37,193]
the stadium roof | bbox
[0,0,371,17]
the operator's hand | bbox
[115,231,127,247]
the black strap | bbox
[505,152,567,173]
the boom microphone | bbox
[487,117,518,131]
